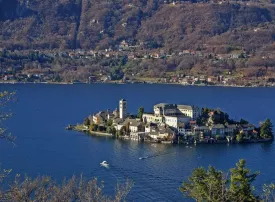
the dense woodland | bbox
[1,0,275,81]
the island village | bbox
[69,99,273,144]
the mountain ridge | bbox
[1,0,274,51]
[1,0,275,83]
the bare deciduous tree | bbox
[1,175,133,202]
[0,91,16,142]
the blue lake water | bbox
[0,83,275,201]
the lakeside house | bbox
[210,124,225,137]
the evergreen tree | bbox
[83,118,90,126]
[137,107,144,121]
[107,119,113,127]
[106,126,116,135]
[180,159,260,202]
[180,166,227,202]
[236,133,243,143]
[240,118,249,125]
[229,159,259,202]
[260,119,273,139]
[89,123,98,131]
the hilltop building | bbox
[153,103,200,119]
[142,103,200,132]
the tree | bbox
[110,66,124,80]
[1,91,133,201]
[180,159,259,202]
[107,119,113,127]
[89,123,98,132]
[120,126,126,136]
[137,107,144,121]
[260,119,273,139]
[0,91,15,196]
[120,124,131,136]
[84,118,90,126]
[116,130,121,137]
[229,159,259,202]
[236,133,243,143]
[197,107,211,125]
[262,183,275,202]
[1,175,133,202]
[97,125,106,132]
[0,91,16,142]
[107,126,116,135]
[125,122,131,135]
[180,166,227,202]
[240,118,249,125]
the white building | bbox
[177,105,200,120]
[154,103,177,116]
[153,103,200,120]
[142,103,200,131]
[143,113,163,123]
[164,115,191,128]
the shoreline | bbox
[69,127,273,145]
[66,125,113,137]
[1,81,275,88]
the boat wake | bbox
[139,151,175,160]
[100,161,110,168]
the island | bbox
[67,99,273,144]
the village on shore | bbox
[1,48,275,88]
[68,99,273,145]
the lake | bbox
[0,83,275,201]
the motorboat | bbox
[100,161,109,168]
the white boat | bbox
[100,161,109,168]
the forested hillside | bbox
[1,0,275,84]
[1,0,275,51]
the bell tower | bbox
[119,99,127,120]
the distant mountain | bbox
[1,0,275,82]
[0,0,275,51]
